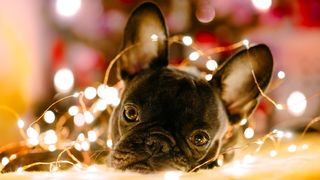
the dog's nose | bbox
[146,131,176,154]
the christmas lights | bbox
[0,34,319,178]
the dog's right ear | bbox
[118,2,168,80]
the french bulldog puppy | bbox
[109,2,273,173]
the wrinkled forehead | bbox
[123,68,220,126]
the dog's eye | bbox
[123,104,139,122]
[190,131,210,146]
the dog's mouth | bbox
[111,150,154,173]
[110,149,189,173]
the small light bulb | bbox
[68,106,79,116]
[84,87,97,100]
[16,167,23,173]
[27,127,39,139]
[205,74,213,81]
[251,0,272,11]
[87,130,97,142]
[81,141,90,151]
[74,113,85,127]
[206,59,218,71]
[17,119,25,129]
[242,39,250,49]
[182,36,193,46]
[1,157,9,166]
[239,118,248,125]
[44,111,55,124]
[56,0,82,17]
[84,111,94,124]
[276,104,284,110]
[277,71,286,79]
[150,34,158,42]
[54,68,74,93]
[287,91,307,116]
[78,133,85,141]
[44,130,58,145]
[244,127,254,139]
[48,145,57,152]
[106,139,113,148]
[288,144,297,153]
[189,51,200,61]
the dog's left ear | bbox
[118,2,168,80]
[212,44,273,124]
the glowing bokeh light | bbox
[68,106,79,116]
[242,39,250,49]
[74,113,85,127]
[54,68,74,93]
[206,59,218,71]
[44,130,58,145]
[17,119,25,129]
[56,0,82,17]
[244,127,254,139]
[1,157,9,166]
[251,0,272,11]
[84,87,97,100]
[84,111,94,124]
[288,144,297,152]
[150,34,158,42]
[44,111,55,124]
[182,36,193,46]
[287,91,307,116]
[205,74,213,81]
[277,71,286,79]
[189,51,200,61]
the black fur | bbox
[109,2,273,173]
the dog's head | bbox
[109,2,273,173]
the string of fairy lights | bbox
[0,32,318,177]
[1,1,319,178]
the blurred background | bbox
[0,0,319,146]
